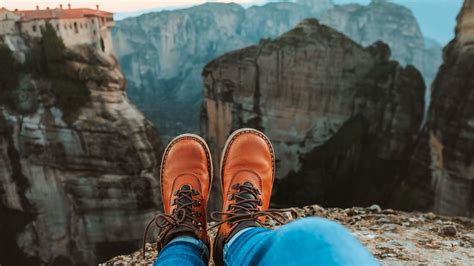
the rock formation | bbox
[202,19,425,210]
[392,0,474,218]
[105,204,474,265]
[0,37,163,265]
[319,0,442,86]
[113,0,440,140]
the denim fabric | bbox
[154,218,379,266]
[154,235,209,266]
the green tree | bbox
[42,23,65,75]
[40,22,66,76]
[51,78,90,124]
[0,44,19,108]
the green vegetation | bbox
[51,78,90,124]
[0,44,20,110]
[25,22,90,124]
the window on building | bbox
[32,25,37,32]
[64,25,67,30]
[74,22,78,34]
[80,23,83,29]
[93,30,97,36]
[100,37,105,52]
[69,24,72,29]
[91,19,95,24]
[56,24,60,31]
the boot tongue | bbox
[236,182,258,213]
[178,185,192,205]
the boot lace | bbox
[210,182,286,229]
[142,186,202,258]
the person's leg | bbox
[224,217,378,266]
[154,236,208,266]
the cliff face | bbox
[113,0,440,140]
[106,205,474,265]
[0,38,163,265]
[202,19,424,209]
[393,0,474,218]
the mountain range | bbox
[112,0,442,140]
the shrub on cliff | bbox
[25,23,90,124]
[51,79,90,124]
[0,44,20,110]
[25,23,65,75]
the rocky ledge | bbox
[104,205,474,265]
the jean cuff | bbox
[169,235,210,259]
[223,227,255,256]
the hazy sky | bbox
[0,0,261,11]
[0,0,463,45]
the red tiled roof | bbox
[15,8,113,21]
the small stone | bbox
[382,209,397,214]
[368,204,382,213]
[381,224,397,231]
[440,225,457,237]
[424,212,437,220]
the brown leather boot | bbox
[143,134,212,259]
[211,128,285,266]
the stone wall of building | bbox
[0,9,20,35]
[0,8,115,54]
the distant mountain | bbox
[113,0,442,140]
[114,4,191,21]
[114,0,463,46]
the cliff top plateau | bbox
[104,204,474,265]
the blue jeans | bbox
[155,217,379,266]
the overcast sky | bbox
[1,0,463,45]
